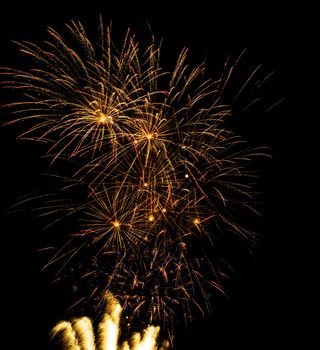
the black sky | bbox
[0,1,313,349]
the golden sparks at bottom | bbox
[51,292,169,350]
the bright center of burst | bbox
[148,215,155,222]
[146,134,153,140]
[113,221,120,228]
[193,218,200,225]
[98,113,112,124]
[99,114,107,123]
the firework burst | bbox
[51,292,170,350]
[1,19,270,343]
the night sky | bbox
[0,2,312,349]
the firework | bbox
[51,292,169,350]
[1,19,270,343]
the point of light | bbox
[162,208,167,213]
[143,182,148,187]
[113,221,120,228]
[146,134,153,140]
[193,218,200,225]
[148,215,155,222]
[98,113,113,125]
[99,114,107,124]
[185,174,189,178]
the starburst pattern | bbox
[1,19,270,341]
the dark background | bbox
[0,1,313,349]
